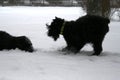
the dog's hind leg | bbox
[92,41,103,56]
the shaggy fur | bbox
[0,31,34,52]
[46,15,110,55]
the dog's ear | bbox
[55,16,60,19]
[55,16,57,19]
[53,16,57,21]
[46,23,49,27]
[46,23,50,29]
[55,16,64,21]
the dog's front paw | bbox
[92,53,100,56]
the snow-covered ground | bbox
[0,6,120,80]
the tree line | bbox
[0,0,84,6]
[0,0,120,19]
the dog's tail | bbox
[104,18,110,33]
[105,18,110,24]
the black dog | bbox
[46,15,110,55]
[0,31,34,52]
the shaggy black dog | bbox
[46,15,110,56]
[0,31,34,52]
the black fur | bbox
[47,15,110,56]
[0,31,34,52]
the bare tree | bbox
[0,0,4,6]
[102,0,110,17]
[86,0,110,18]
[9,0,16,5]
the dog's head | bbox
[16,36,34,52]
[46,17,64,41]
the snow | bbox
[0,6,120,80]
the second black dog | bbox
[46,15,110,55]
[0,31,34,52]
